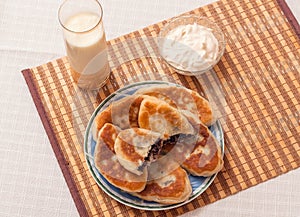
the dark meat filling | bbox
[137,134,187,172]
[163,134,180,146]
[137,139,164,172]
[144,139,164,162]
[160,134,183,155]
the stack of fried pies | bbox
[92,85,223,204]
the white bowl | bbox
[158,15,226,76]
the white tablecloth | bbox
[0,0,299,216]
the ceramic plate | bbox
[84,81,224,210]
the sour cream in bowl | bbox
[158,15,226,76]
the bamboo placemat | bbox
[22,0,300,216]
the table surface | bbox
[0,0,299,216]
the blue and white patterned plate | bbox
[84,81,224,211]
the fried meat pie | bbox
[92,84,223,204]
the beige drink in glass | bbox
[59,0,110,90]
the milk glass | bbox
[58,0,110,89]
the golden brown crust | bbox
[137,91,177,108]
[138,97,194,137]
[182,126,223,176]
[92,106,112,140]
[189,90,214,126]
[93,95,145,140]
[114,128,161,176]
[117,138,144,162]
[128,96,144,128]
[98,122,118,153]
[136,85,214,126]
[94,123,147,192]
[163,123,223,177]
[132,165,192,204]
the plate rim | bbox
[84,80,224,211]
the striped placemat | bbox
[22,0,300,216]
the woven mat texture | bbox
[22,0,300,216]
